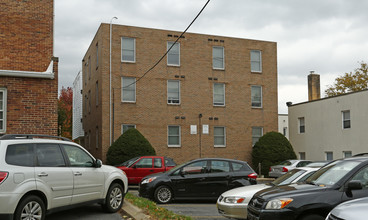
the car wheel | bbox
[14,195,45,220]
[103,183,124,213]
[154,185,173,204]
[299,214,325,220]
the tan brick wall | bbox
[83,24,278,165]
[0,0,57,135]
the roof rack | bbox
[0,134,72,142]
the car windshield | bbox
[271,169,306,186]
[306,160,360,186]
[277,160,292,166]
[120,157,139,167]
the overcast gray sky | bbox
[55,0,368,113]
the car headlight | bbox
[141,177,157,184]
[265,198,293,209]
[223,197,246,204]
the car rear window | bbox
[6,144,34,167]
[232,162,251,172]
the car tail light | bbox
[282,167,288,172]
[0,172,8,184]
[269,167,272,171]
[248,173,258,179]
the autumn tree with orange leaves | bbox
[58,87,73,139]
[325,61,368,97]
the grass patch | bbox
[124,192,193,220]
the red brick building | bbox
[0,0,58,135]
[82,24,277,164]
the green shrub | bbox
[106,128,156,165]
[252,131,296,176]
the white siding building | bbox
[72,71,84,141]
[288,89,368,161]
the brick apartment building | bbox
[0,0,58,135]
[82,24,277,163]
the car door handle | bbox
[199,178,206,181]
[37,172,48,177]
[150,170,154,172]
[74,172,82,176]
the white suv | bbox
[0,134,128,220]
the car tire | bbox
[103,183,124,213]
[299,214,325,220]
[14,195,46,220]
[154,185,173,204]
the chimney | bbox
[308,71,320,101]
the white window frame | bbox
[213,83,225,106]
[252,127,263,146]
[0,88,7,133]
[251,85,262,108]
[342,110,351,129]
[214,126,226,147]
[121,37,136,63]
[213,46,225,70]
[167,42,180,66]
[298,117,305,134]
[325,151,333,161]
[122,124,136,134]
[167,80,180,105]
[121,77,136,103]
[250,50,262,72]
[343,151,352,158]
[168,125,181,147]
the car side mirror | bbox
[95,159,102,168]
[179,169,185,177]
[348,180,363,190]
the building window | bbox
[121,37,135,62]
[343,151,352,158]
[213,46,224,69]
[283,127,287,136]
[122,124,136,134]
[88,90,91,114]
[252,127,263,146]
[121,77,136,102]
[251,85,262,108]
[342,110,351,129]
[167,42,180,66]
[168,126,180,147]
[96,42,99,68]
[167,80,180,104]
[213,83,225,106]
[214,126,226,147]
[326,152,333,161]
[88,56,91,80]
[299,152,306,160]
[250,50,262,72]
[95,81,99,106]
[298,117,305,133]
[0,88,7,133]
[96,127,99,149]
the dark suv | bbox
[248,156,368,220]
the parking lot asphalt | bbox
[46,204,124,220]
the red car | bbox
[116,156,176,184]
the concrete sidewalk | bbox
[121,199,150,220]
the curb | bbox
[122,200,151,220]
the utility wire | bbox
[123,0,211,88]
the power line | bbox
[123,0,211,88]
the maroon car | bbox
[116,156,176,184]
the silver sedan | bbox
[217,167,318,219]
